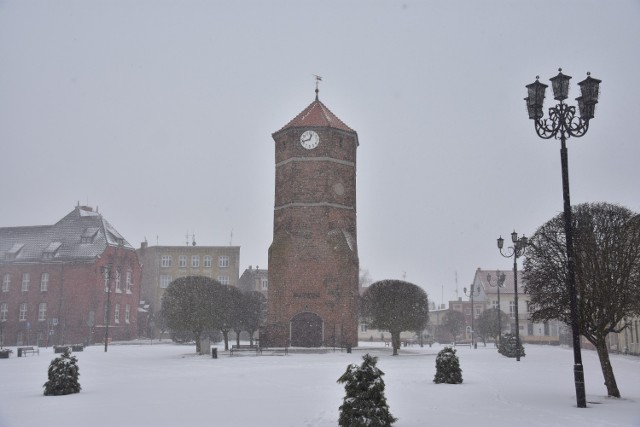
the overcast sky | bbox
[1,0,638,305]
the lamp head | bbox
[550,68,572,101]
[511,230,518,243]
[525,77,547,119]
[497,236,504,249]
[578,73,601,105]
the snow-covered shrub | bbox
[498,333,525,358]
[433,346,463,384]
[337,353,396,426]
[43,348,81,396]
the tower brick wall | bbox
[265,97,359,348]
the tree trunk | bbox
[222,331,229,351]
[235,331,241,346]
[594,338,621,398]
[193,331,201,353]
[391,331,401,356]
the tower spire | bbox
[313,74,322,100]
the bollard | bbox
[211,347,217,359]
[346,346,352,354]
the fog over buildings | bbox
[1,0,639,304]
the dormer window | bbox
[5,243,24,260]
[81,227,99,244]
[42,242,62,259]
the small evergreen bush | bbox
[337,353,396,426]
[433,346,463,384]
[43,348,81,396]
[498,333,526,358]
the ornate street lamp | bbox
[497,231,528,361]
[101,264,113,352]
[524,68,600,408]
[486,270,506,345]
[463,283,481,349]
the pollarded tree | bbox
[524,202,640,398]
[476,308,510,346]
[441,310,465,344]
[240,291,267,346]
[361,280,429,356]
[161,276,222,353]
[218,284,244,350]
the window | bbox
[115,270,122,292]
[114,304,120,323]
[261,279,268,291]
[218,256,229,268]
[218,275,229,285]
[509,301,516,319]
[19,303,27,321]
[126,271,132,293]
[360,323,368,332]
[40,273,49,292]
[21,273,30,292]
[204,256,212,268]
[160,275,172,288]
[465,307,471,315]
[161,255,172,267]
[38,303,47,321]
[492,300,499,310]
[178,256,187,268]
[0,303,7,321]
[475,306,481,317]
[125,304,130,323]
[191,256,200,268]
[2,274,9,292]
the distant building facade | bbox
[137,242,240,334]
[0,205,141,347]
[471,268,562,344]
[237,266,268,297]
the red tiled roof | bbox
[274,97,354,135]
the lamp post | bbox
[463,283,481,349]
[486,270,506,345]
[497,231,528,362]
[524,68,600,408]
[101,264,112,353]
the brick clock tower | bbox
[265,88,359,348]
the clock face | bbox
[300,130,320,150]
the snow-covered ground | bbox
[0,341,638,427]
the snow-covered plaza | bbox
[0,341,638,427]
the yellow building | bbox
[137,242,240,329]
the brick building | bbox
[0,205,141,347]
[265,89,359,348]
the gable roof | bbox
[0,206,134,263]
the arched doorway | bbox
[290,312,323,347]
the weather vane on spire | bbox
[313,74,322,100]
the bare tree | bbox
[442,310,465,344]
[524,202,640,398]
[476,308,509,346]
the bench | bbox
[17,346,39,357]
[230,344,261,356]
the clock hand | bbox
[302,134,311,142]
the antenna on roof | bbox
[230,230,233,246]
[313,74,322,100]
